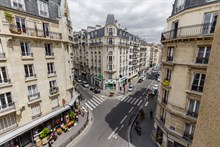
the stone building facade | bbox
[153,0,220,147]
[0,0,75,146]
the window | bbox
[161,109,166,123]
[188,100,200,118]
[45,44,53,56]
[49,80,58,95]
[0,92,13,110]
[47,63,56,74]
[0,113,16,131]
[108,65,113,71]
[109,73,112,79]
[0,67,9,83]
[38,0,49,17]
[0,40,4,58]
[94,31,97,36]
[196,46,211,64]
[21,42,32,56]
[16,17,26,33]
[184,123,195,140]
[28,85,39,100]
[109,56,113,62]
[109,28,113,35]
[167,47,173,61]
[162,89,169,104]
[51,98,59,109]
[12,0,25,10]
[31,104,41,118]
[165,68,171,80]
[203,12,218,34]
[109,38,112,44]
[191,73,206,92]
[43,23,49,37]
[24,64,35,78]
[175,0,185,13]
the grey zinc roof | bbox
[105,14,116,24]
[171,0,220,16]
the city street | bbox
[68,72,159,147]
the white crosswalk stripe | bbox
[137,100,143,106]
[123,96,130,102]
[121,96,129,101]
[90,99,99,107]
[84,96,106,111]
[130,98,136,104]
[126,97,133,103]
[134,99,139,105]
[85,102,93,111]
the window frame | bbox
[37,0,49,18]
[191,73,206,92]
[11,0,26,11]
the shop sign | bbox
[119,76,127,83]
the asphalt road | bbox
[68,72,159,147]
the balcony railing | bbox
[162,79,170,87]
[160,117,165,124]
[183,132,194,140]
[48,71,56,75]
[7,24,62,40]
[108,51,113,55]
[46,52,54,57]
[50,87,59,95]
[162,99,168,105]
[161,23,216,41]
[0,102,15,112]
[28,92,40,101]
[187,111,198,118]
[0,52,6,59]
[166,56,173,62]
[108,61,113,64]
[109,32,113,36]
[195,57,209,64]
[0,78,11,84]
[21,52,33,57]
[90,42,103,46]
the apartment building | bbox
[149,43,161,67]
[0,0,75,146]
[153,0,219,147]
[73,14,150,92]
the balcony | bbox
[0,102,15,112]
[0,78,11,84]
[183,132,194,140]
[28,92,40,101]
[161,23,215,42]
[166,56,173,62]
[108,51,113,55]
[25,74,37,80]
[49,87,59,95]
[187,111,198,118]
[162,99,168,105]
[90,42,103,46]
[108,61,113,64]
[21,52,33,60]
[105,69,116,73]
[195,57,209,64]
[162,79,171,87]
[48,71,56,77]
[119,42,129,47]
[160,117,165,124]
[6,24,62,40]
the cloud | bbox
[67,0,174,43]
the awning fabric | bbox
[0,105,70,145]
[68,93,80,106]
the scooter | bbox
[135,124,142,136]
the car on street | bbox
[93,88,101,94]
[138,78,144,83]
[90,86,95,91]
[82,80,88,84]
[75,78,82,83]
[128,85,134,92]
[152,84,159,90]
[81,82,89,88]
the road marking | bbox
[120,96,128,101]
[128,106,134,113]
[137,100,143,106]
[119,124,124,131]
[124,96,131,102]
[127,97,133,103]
[90,99,99,107]
[142,93,145,96]
[145,101,149,107]
[87,101,96,109]
[134,99,139,105]
[93,97,103,103]
[85,103,93,111]
[98,96,105,102]
[94,96,105,102]
[108,127,118,140]
[92,97,101,105]
[120,115,127,124]
[130,98,136,104]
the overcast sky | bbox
[67,0,174,43]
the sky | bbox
[67,0,174,43]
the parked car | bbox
[138,78,143,83]
[93,88,101,94]
[128,85,134,92]
[82,80,88,84]
[152,84,159,90]
[76,78,82,83]
[90,86,95,91]
[81,83,89,88]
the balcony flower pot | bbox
[4,11,13,23]
[162,80,170,87]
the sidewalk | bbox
[130,92,158,147]
[45,109,89,147]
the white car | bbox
[152,84,159,90]
[128,85,134,92]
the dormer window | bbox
[11,0,25,11]
[175,0,185,13]
[38,0,49,18]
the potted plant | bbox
[69,111,76,120]
[4,11,13,23]
[40,128,49,145]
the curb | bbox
[128,113,138,147]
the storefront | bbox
[118,76,127,91]
[105,79,117,90]
[94,74,103,89]
[128,74,138,83]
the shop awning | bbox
[0,105,70,145]
[68,92,80,106]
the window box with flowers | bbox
[162,79,171,87]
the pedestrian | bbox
[150,109,153,119]
[48,141,52,147]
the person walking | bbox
[150,109,153,119]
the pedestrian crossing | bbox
[84,95,106,111]
[120,96,144,107]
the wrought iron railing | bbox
[0,102,15,111]
[187,111,198,118]
[166,56,173,62]
[161,23,216,41]
[195,57,209,64]
[50,87,59,95]
[28,92,40,101]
